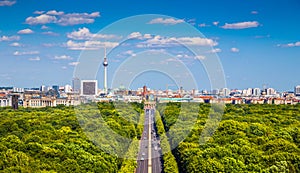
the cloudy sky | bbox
[0,0,299,91]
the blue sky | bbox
[0,0,299,91]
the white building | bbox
[295,85,300,96]
[266,88,276,96]
[64,84,72,93]
[13,87,24,93]
[0,97,10,107]
[253,88,261,96]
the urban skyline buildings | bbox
[0,1,299,92]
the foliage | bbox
[155,110,179,173]
[0,102,143,172]
[158,103,300,173]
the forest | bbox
[0,103,143,172]
[157,103,300,173]
[0,102,299,172]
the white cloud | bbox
[34,11,44,14]
[14,51,39,56]
[0,35,20,42]
[41,25,49,29]
[66,40,119,50]
[175,37,217,46]
[127,32,153,40]
[57,12,100,26]
[54,55,72,60]
[42,43,58,47]
[278,41,300,47]
[187,19,196,25]
[123,50,136,57]
[0,35,20,41]
[194,55,206,60]
[209,48,222,53]
[127,32,142,39]
[67,27,120,40]
[0,0,16,6]
[135,35,217,48]
[42,31,59,36]
[199,23,209,27]
[17,28,34,34]
[61,66,67,70]
[128,32,217,48]
[251,11,258,14]
[230,47,240,52]
[29,56,40,61]
[25,14,57,25]
[9,42,22,47]
[148,18,184,25]
[143,34,152,39]
[221,21,259,29]
[213,21,219,26]
[25,11,100,26]
[46,10,64,16]
[176,54,190,58]
[68,62,79,66]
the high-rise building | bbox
[52,85,60,97]
[253,88,261,96]
[40,85,46,92]
[103,47,108,94]
[81,80,98,96]
[72,77,81,93]
[246,88,253,96]
[295,85,300,96]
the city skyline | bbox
[0,0,299,91]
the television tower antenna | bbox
[103,47,108,94]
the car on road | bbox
[142,152,145,156]
[140,157,144,161]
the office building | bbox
[81,80,98,96]
[295,85,300,96]
[253,88,261,96]
[72,77,81,93]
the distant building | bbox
[253,88,261,96]
[295,85,300,96]
[81,80,98,96]
[0,92,10,107]
[220,88,230,97]
[72,77,81,93]
[64,84,72,93]
[40,85,46,92]
[52,85,60,97]
[23,90,80,108]
[11,94,19,109]
[266,88,276,96]
[13,87,24,93]
[246,88,253,96]
[212,89,219,95]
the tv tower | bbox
[103,47,108,94]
